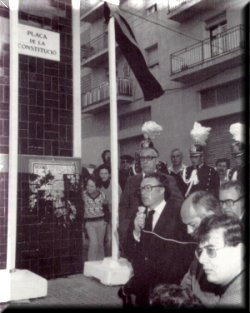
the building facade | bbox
[80,0,246,168]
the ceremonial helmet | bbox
[229,123,245,157]
[189,122,211,157]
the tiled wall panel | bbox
[18,0,73,157]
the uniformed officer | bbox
[182,122,220,198]
[228,123,245,183]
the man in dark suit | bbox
[182,144,220,198]
[118,147,184,254]
[228,122,245,184]
[228,140,245,183]
[118,173,195,307]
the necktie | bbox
[144,209,155,231]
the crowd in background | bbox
[80,124,245,309]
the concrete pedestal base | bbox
[0,269,48,303]
[83,257,133,286]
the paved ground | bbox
[4,273,123,310]
[1,242,124,310]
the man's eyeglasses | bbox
[140,156,157,162]
[138,184,163,192]
[195,245,226,259]
[219,196,244,207]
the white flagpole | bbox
[108,13,119,262]
[83,1,132,285]
[7,0,19,271]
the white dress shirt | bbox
[134,199,166,241]
[150,199,166,230]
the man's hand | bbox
[134,211,145,237]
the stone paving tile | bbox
[8,274,123,309]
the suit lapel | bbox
[153,204,169,234]
[154,201,179,236]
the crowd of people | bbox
[80,122,245,308]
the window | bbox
[123,62,130,78]
[81,74,92,94]
[206,13,227,56]
[119,108,151,130]
[145,43,159,68]
[145,3,157,16]
[81,28,90,44]
[210,22,227,56]
[200,79,243,109]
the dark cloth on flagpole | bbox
[104,2,164,101]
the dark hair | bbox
[144,172,171,200]
[194,214,244,247]
[86,175,98,187]
[101,150,110,162]
[150,284,202,308]
[220,180,244,197]
[191,191,221,215]
[140,146,159,157]
[216,158,230,168]
[98,164,111,175]
[120,154,134,163]
[170,148,183,157]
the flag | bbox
[104,2,164,101]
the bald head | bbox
[180,191,220,236]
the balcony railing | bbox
[81,32,108,61]
[171,25,244,74]
[168,0,193,12]
[82,78,133,108]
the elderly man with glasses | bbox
[219,181,245,220]
[194,214,245,307]
[118,173,195,307]
[118,147,183,258]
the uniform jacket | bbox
[183,164,220,198]
[228,165,245,183]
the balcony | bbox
[81,33,119,68]
[170,25,244,83]
[80,1,104,23]
[81,33,108,68]
[82,78,133,114]
[168,0,207,22]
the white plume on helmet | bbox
[141,121,163,140]
[229,123,244,143]
[190,122,211,146]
